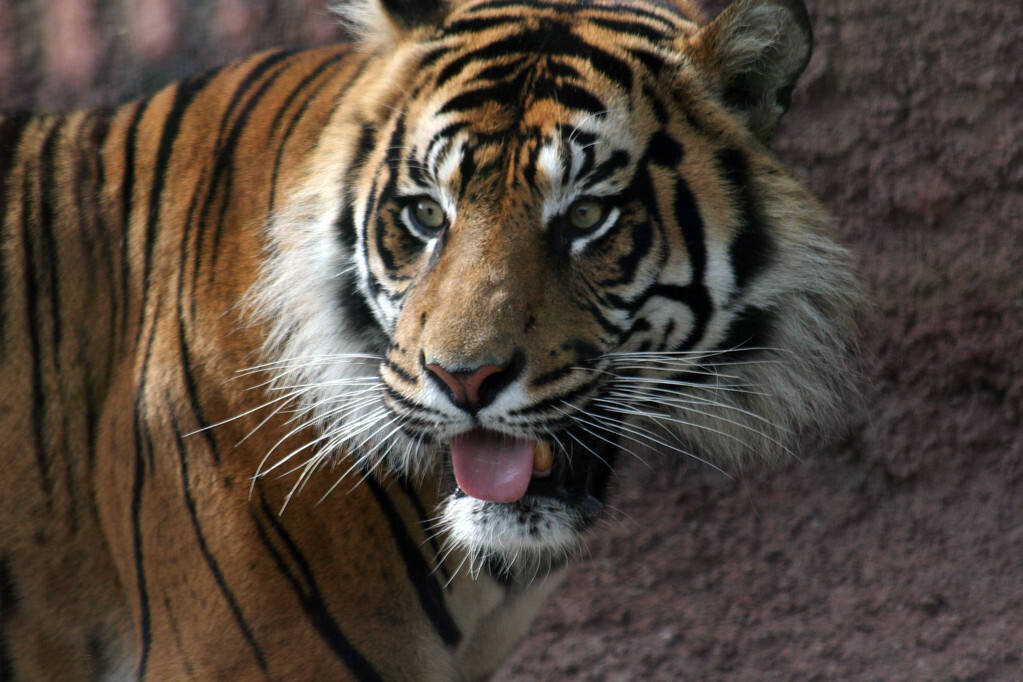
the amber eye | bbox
[567,200,606,230]
[408,197,447,234]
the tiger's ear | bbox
[688,0,813,142]
[337,0,447,49]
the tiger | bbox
[0,0,858,678]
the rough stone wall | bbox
[2,1,1021,680]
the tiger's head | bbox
[255,0,857,573]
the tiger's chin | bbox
[435,431,617,576]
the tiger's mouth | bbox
[446,427,615,519]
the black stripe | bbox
[176,311,218,461]
[0,555,16,681]
[37,118,65,366]
[19,174,54,503]
[165,88,221,459]
[380,383,447,418]
[418,45,452,70]
[553,82,609,116]
[583,294,630,339]
[461,0,558,13]
[369,115,411,275]
[337,269,379,341]
[168,401,269,672]
[394,479,450,583]
[718,304,775,355]
[192,50,294,282]
[435,34,520,88]
[438,80,524,115]
[629,47,669,76]
[643,84,669,127]
[378,0,444,29]
[583,149,629,187]
[646,130,683,168]
[520,136,543,187]
[120,102,148,347]
[134,71,215,350]
[461,0,682,28]
[530,363,576,388]
[86,113,119,380]
[383,357,416,385]
[131,294,163,679]
[335,122,381,336]
[71,112,112,333]
[475,56,527,82]
[590,17,671,42]
[441,26,633,94]
[599,3,685,27]
[210,56,295,262]
[130,442,151,682]
[440,15,521,42]
[178,151,216,326]
[253,494,384,681]
[603,211,654,290]
[364,476,461,647]
[424,122,467,171]
[335,122,374,248]
[0,112,33,359]
[716,147,773,291]
[160,596,199,680]
[457,147,477,197]
[604,164,666,292]
[406,148,428,188]
[549,61,582,81]
[38,119,82,527]
[659,283,711,350]
[672,175,713,349]
[561,36,634,92]
[508,375,603,417]
[269,50,350,217]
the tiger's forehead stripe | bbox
[434,23,636,93]
[425,1,684,99]
[455,0,687,28]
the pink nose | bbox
[424,363,506,412]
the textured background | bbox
[3,1,1021,679]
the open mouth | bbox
[448,428,614,519]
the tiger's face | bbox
[261,0,855,572]
[366,79,658,562]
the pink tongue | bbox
[450,429,535,503]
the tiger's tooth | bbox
[532,440,553,476]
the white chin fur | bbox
[440,495,582,572]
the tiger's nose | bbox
[424,356,521,413]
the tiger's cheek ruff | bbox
[261,0,856,570]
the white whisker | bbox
[559,401,733,478]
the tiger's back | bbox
[1,0,857,679]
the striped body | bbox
[0,0,857,679]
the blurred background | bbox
[2,0,1021,679]
[0,0,344,109]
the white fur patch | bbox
[439,495,582,575]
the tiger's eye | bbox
[567,200,605,230]
[412,198,446,230]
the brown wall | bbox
[0,0,345,110]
